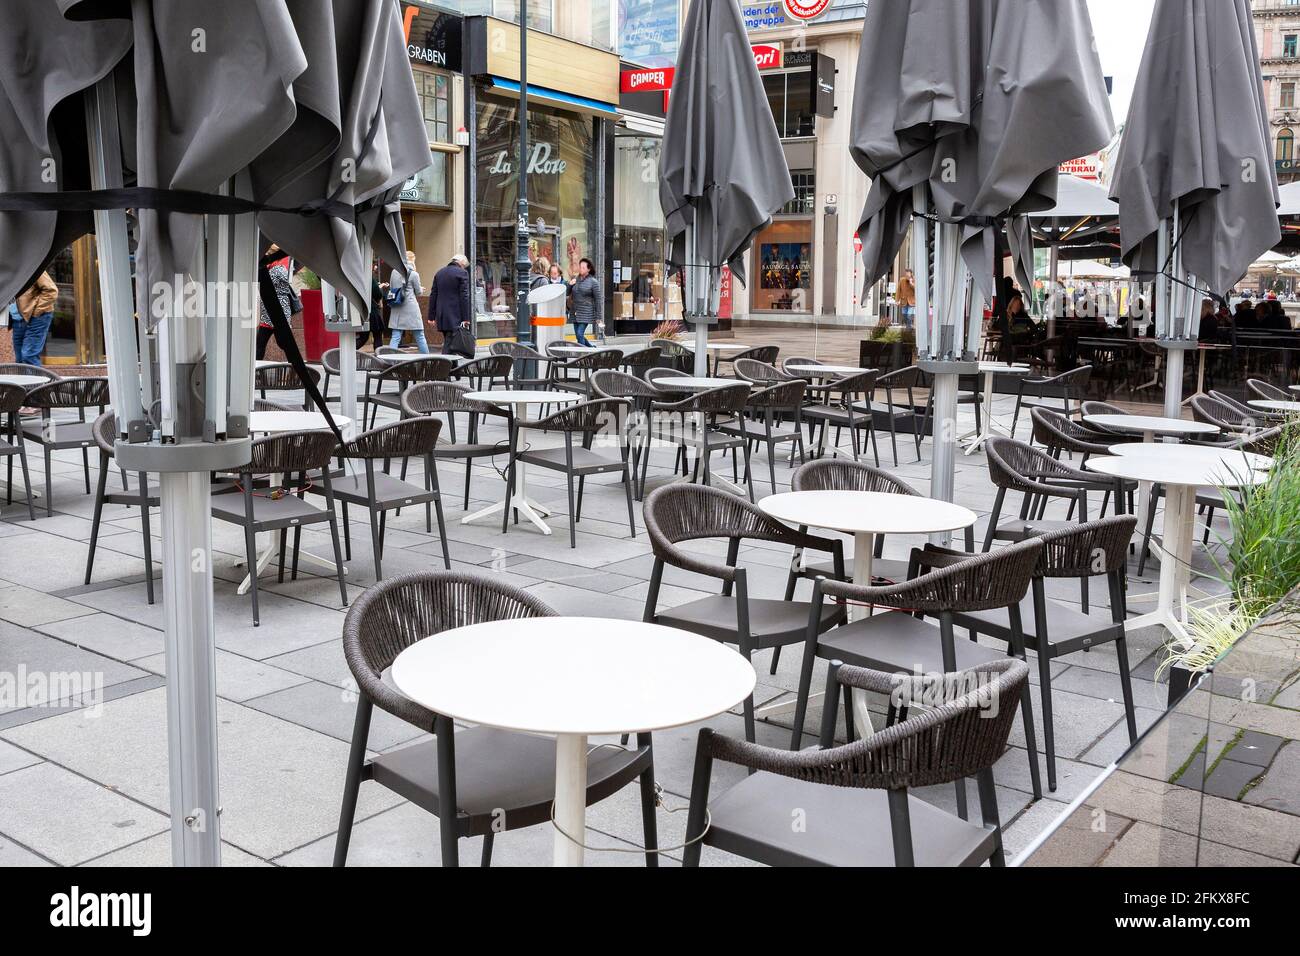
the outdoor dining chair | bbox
[734,357,792,385]
[334,571,659,867]
[0,383,36,522]
[85,411,158,603]
[717,344,778,377]
[619,345,661,378]
[1190,394,1261,434]
[363,355,455,430]
[0,362,60,383]
[400,382,511,510]
[325,416,451,578]
[502,397,636,548]
[452,355,512,393]
[1246,378,1292,403]
[873,365,927,465]
[319,348,341,402]
[591,369,661,500]
[255,361,322,410]
[547,348,623,399]
[649,337,693,372]
[942,516,1139,791]
[719,379,807,494]
[781,355,822,377]
[1010,364,1093,438]
[644,382,754,501]
[1030,406,1134,463]
[801,369,880,465]
[982,437,1126,612]
[22,376,109,518]
[788,537,1046,806]
[642,483,846,742]
[1208,390,1285,426]
[489,340,551,390]
[211,429,348,626]
[682,659,1028,867]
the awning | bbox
[485,77,619,119]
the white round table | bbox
[0,373,51,389]
[375,351,442,364]
[391,617,756,867]
[1084,413,1219,443]
[460,390,580,535]
[784,364,868,378]
[240,411,351,594]
[656,376,743,391]
[1087,450,1268,647]
[1106,443,1274,472]
[759,490,977,623]
[1248,399,1300,414]
[963,363,1034,454]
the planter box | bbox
[1166,663,1207,708]
[860,339,915,373]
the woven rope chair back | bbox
[621,346,661,369]
[0,383,28,416]
[1190,395,1251,430]
[1031,407,1106,454]
[984,436,1069,491]
[880,365,924,389]
[793,459,916,496]
[566,348,623,371]
[734,358,784,383]
[527,397,630,435]
[343,416,442,460]
[0,363,59,380]
[1229,425,1283,456]
[491,341,545,361]
[828,369,878,402]
[1051,364,1092,389]
[91,411,118,457]
[320,349,341,375]
[382,356,456,385]
[692,382,751,415]
[355,351,387,373]
[781,659,1029,789]
[1247,379,1289,402]
[782,355,821,373]
[26,377,110,410]
[644,483,792,549]
[255,362,321,391]
[1080,400,1126,418]
[239,430,338,475]
[343,571,556,727]
[402,381,501,418]
[746,379,805,410]
[903,537,1045,613]
[254,399,294,413]
[591,369,658,401]
[644,367,687,388]
[1034,515,1136,578]
[458,355,513,379]
[733,345,778,365]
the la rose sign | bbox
[783,0,832,20]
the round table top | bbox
[704,343,747,352]
[656,376,744,390]
[376,352,444,363]
[1106,443,1274,471]
[1084,414,1219,437]
[249,411,350,434]
[785,364,867,376]
[1249,399,1300,413]
[1087,449,1270,488]
[391,617,757,736]
[548,345,598,354]
[759,490,978,536]
[0,374,51,388]
[978,362,1033,375]
[464,389,580,406]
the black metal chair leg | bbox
[332,699,372,867]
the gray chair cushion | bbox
[211,489,331,531]
[657,596,841,649]
[817,612,1008,674]
[706,771,996,867]
[329,472,439,509]
[956,596,1121,654]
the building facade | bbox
[1255,0,1300,186]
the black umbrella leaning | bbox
[1110,0,1280,418]
[0,0,428,865]
[659,0,793,378]
[850,0,1114,517]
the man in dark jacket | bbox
[427,254,472,355]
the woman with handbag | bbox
[387,251,428,353]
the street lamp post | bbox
[515,0,532,346]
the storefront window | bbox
[400,157,449,207]
[613,133,678,328]
[618,0,680,66]
[440,1,554,33]
[764,70,816,139]
[416,70,451,144]
[752,220,814,313]
[474,93,601,335]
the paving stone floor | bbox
[0,378,1227,866]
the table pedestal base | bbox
[237,534,345,595]
[1125,484,1196,649]
[553,733,588,867]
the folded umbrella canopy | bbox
[660,0,793,377]
[1,0,428,866]
[851,0,1112,515]
[1109,0,1278,414]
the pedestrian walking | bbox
[387,252,428,352]
[568,257,600,347]
[11,270,58,367]
[428,254,473,357]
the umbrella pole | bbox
[325,280,359,438]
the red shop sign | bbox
[752,43,784,71]
[620,67,675,94]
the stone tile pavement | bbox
[0,381,1223,866]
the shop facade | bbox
[464,14,620,340]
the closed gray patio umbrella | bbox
[659,0,793,377]
[851,0,1112,510]
[1,0,427,866]
[1109,0,1279,417]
